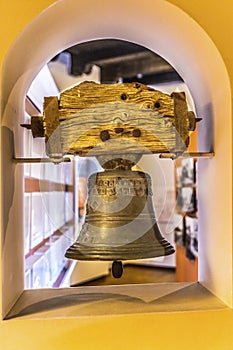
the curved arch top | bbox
[2,0,231,117]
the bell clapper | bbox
[111,260,123,278]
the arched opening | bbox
[1,0,232,317]
[22,38,197,289]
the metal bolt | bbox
[134,83,141,89]
[100,130,110,141]
[115,128,124,134]
[154,101,161,109]
[132,129,141,137]
[120,93,127,100]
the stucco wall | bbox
[1,1,233,349]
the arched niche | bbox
[1,0,232,317]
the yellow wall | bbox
[1,1,233,349]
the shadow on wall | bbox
[5,283,226,319]
[1,126,15,243]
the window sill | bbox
[5,282,227,320]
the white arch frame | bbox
[1,0,232,317]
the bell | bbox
[65,159,175,268]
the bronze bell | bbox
[65,158,175,275]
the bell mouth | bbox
[65,236,175,261]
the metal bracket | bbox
[13,157,71,164]
[159,152,215,159]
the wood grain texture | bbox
[172,92,190,148]
[59,81,174,118]
[43,96,62,157]
[43,81,196,156]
